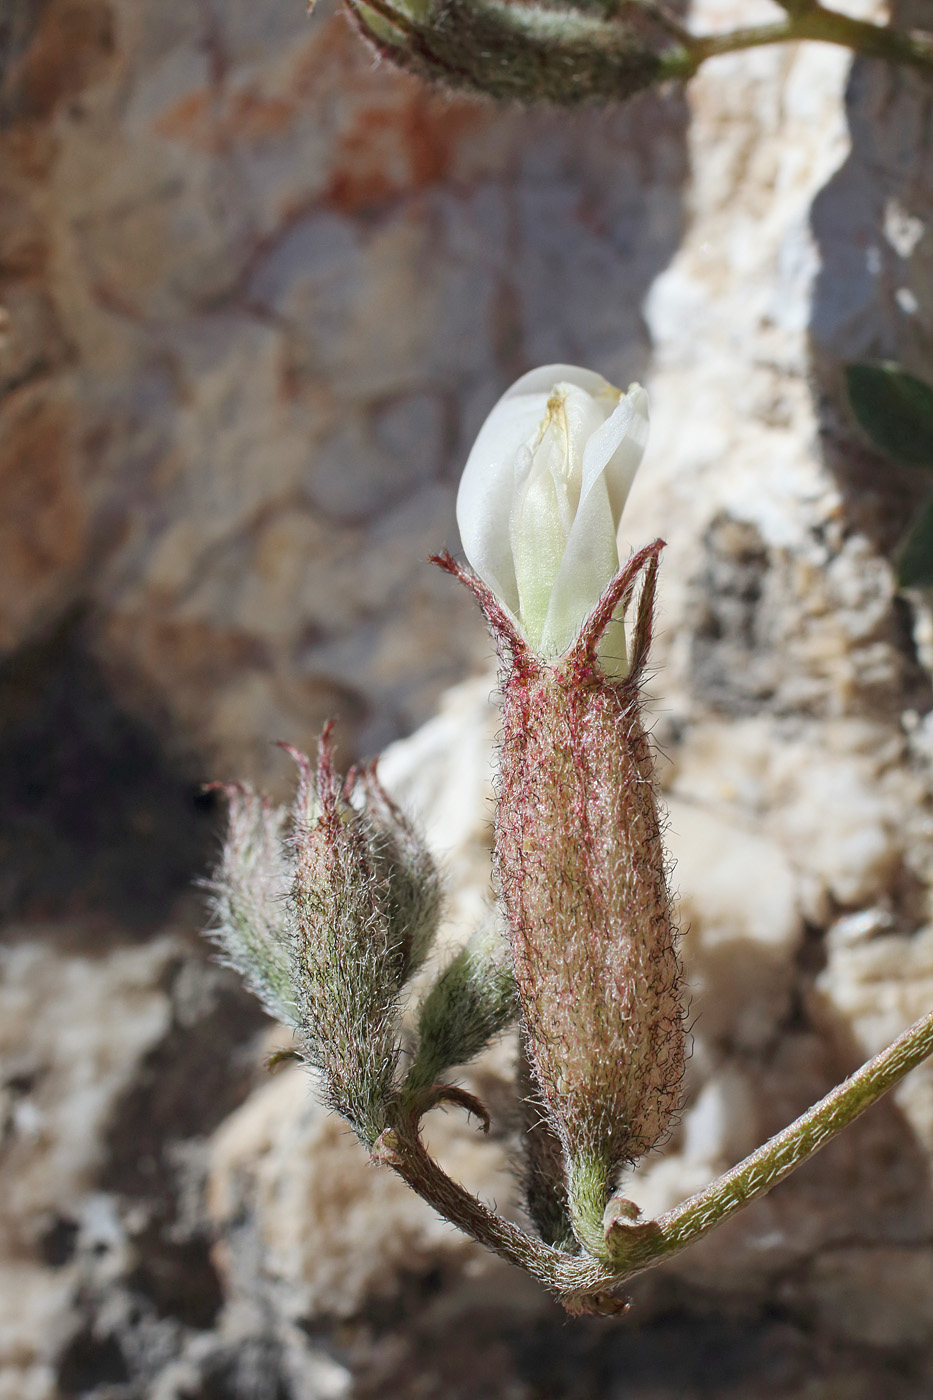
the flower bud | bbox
[351,762,443,982]
[288,734,407,1144]
[437,367,684,1253]
[457,365,649,679]
[344,0,673,106]
[207,729,444,1149]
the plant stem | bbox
[617,1007,933,1274]
[662,1,933,81]
[374,1007,933,1312]
[371,1114,616,1297]
[567,1148,614,1256]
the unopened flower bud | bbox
[352,762,443,982]
[208,729,443,1148]
[287,733,407,1143]
[344,0,674,105]
[437,366,684,1253]
[205,784,296,1029]
[457,365,649,679]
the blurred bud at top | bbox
[342,0,687,105]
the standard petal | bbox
[500,364,614,403]
[456,394,549,613]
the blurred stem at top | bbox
[679,2,933,74]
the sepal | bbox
[351,761,443,981]
[203,783,296,1028]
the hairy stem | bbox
[612,1007,933,1273]
[373,1008,933,1311]
[371,1113,613,1295]
[567,1149,614,1256]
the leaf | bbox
[896,496,933,588]
[846,363,933,467]
[405,916,517,1094]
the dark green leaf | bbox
[846,362,933,467]
[896,496,933,588]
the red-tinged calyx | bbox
[438,540,685,1253]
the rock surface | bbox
[3,0,933,1396]
[0,0,686,781]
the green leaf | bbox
[405,917,518,1094]
[846,363,933,467]
[896,496,933,588]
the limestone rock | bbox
[3,0,933,1394]
[0,0,687,780]
[207,1060,515,1322]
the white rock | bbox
[667,797,802,954]
[207,1064,515,1320]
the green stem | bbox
[662,2,933,81]
[567,1149,614,1256]
[373,1008,933,1312]
[621,1007,933,1274]
[792,4,933,69]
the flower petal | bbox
[455,367,648,669]
[456,395,549,613]
[541,469,620,662]
[579,384,649,525]
[510,444,567,646]
[499,364,615,402]
[552,383,613,514]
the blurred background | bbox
[2,0,933,1395]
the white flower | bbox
[456,365,649,676]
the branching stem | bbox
[346,0,933,102]
[373,1007,933,1314]
[662,0,933,81]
